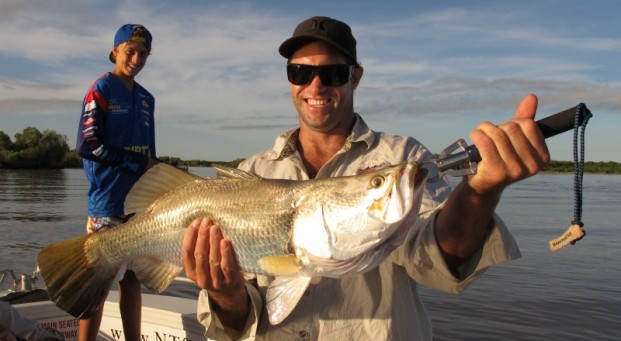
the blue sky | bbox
[1,0,619,162]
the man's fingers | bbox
[181,219,200,281]
[514,93,538,120]
[509,94,549,172]
[193,218,212,287]
[208,220,226,286]
[182,218,243,293]
[469,94,549,193]
[220,239,241,283]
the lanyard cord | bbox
[571,103,592,240]
[549,103,592,251]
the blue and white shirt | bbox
[76,72,156,217]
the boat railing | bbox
[0,269,18,297]
[0,268,41,298]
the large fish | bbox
[37,161,427,324]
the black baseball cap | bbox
[279,16,357,64]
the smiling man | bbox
[182,16,549,340]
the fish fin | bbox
[114,263,129,282]
[125,163,203,215]
[256,255,301,276]
[212,164,262,179]
[266,276,312,325]
[131,256,183,293]
[36,235,118,319]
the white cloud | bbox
[0,1,619,161]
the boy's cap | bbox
[109,24,152,63]
[279,16,357,64]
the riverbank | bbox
[2,159,621,174]
[2,152,620,174]
[542,160,621,174]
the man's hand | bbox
[467,93,550,195]
[435,94,550,274]
[182,218,250,330]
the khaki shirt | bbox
[198,114,520,340]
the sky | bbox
[1,0,619,162]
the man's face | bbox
[288,41,362,134]
[111,40,149,78]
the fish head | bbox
[292,162,428,268]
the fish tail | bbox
[37,235,118,319]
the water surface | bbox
[1,169,619,340]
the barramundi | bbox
[37,161,427,324]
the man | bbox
[76,24,158,340]
[182,16,548,340]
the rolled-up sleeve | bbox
[397,210,521,294]
[198,281,264,341]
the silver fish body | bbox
[37,161,427,323]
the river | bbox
[1,168,619,340]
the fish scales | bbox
[36,161,427,323]
[92,177,299,274]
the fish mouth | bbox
[299,218,413,277]
[382,162,420,223]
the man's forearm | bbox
[210,287,251,332]
[434,179,502,276]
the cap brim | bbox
[279,35,355,62]
[109,49,115,63]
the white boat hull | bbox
[13,290,205,341]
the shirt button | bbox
[298,330,307,338]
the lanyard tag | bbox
[549,224,585,252]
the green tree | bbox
[38,130,71,167]
[64,150,83,168]
[0,127,70,169]
[13,127,43,150]
[0,131,12,167]
[0,131,12,150]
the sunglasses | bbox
[286,64,355,87]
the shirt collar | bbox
[267,113,376,160]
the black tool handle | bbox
[465,104,591,163]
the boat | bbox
[1,268,206,340]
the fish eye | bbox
[370,175,385,188]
